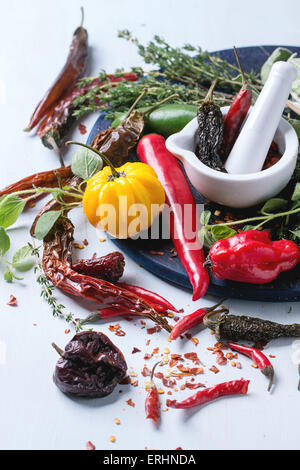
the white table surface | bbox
[1,0,300,451]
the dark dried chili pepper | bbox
[73,252,125,283]
[169,299,227,341]
[228,342,274,392]
[145,361,164,423]
[204,310,300,343]
[196,79,224,171]
[25,8,88,133]
[167,379,249,409]
[52,331,127,398]
[91,93,178,167]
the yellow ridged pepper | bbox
[82,161,165,239]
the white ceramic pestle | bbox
[225,61,297,174]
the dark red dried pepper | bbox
[228,342,274,391]
[73,252,125,283]
[167,379,249,409]
[137,134,209,300]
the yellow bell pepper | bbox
[82,161,165,238]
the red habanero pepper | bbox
[228,342,274,392]
[137,134,209,300]
[117,282,179,313]
[208,230,300,284]
[25,8,88,132]
[145,362,164,424]
[221,47,252,159]
[169,298,227,341]
[167,379,249,409]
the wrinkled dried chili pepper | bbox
[169,299,227,341]
[196,79,224,171]
[52,331,127,397]
[204,310,300,343]
[145,361,164,423]
[91,93,178,167]
[166,379,249,409]
[73,252,125,283]
[25,8,88,133]
[227,342,274,391]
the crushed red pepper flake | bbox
[236,362,242,369]
[146,339,151,346]
[115,330,126,337]
[78,123,87,134]
[132,347,141,354]
[184,352,201,365]
[149,250,164,256]
[210,365,220,374]
[109,323,121,332]
[162,377,177,388]
[269,354,276,358]
[126,398,135,407]
[152,347,159,354]
[83,239,88,246]
[169,359,178,368]
[144,353,152,360]
[177,364,203,375]
[141,366,151,377]
[64,329,70,334]
[147,325,162,335]
[131,380,139,387]
[171,354,183,361]
[7,295,17,306]
[86,441,96,451]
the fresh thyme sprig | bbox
[29,241,84,332]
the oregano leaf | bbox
[34,210,62,240]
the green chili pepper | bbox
[111,103,197,137]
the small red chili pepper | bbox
[117,282,179,313]
[228,342,274,392]
[208,230,300,284]
[145,361,164,424]
[221,47,252,159]
[137,134,209,300]
[169,298,227,341]
[167,379,249,409]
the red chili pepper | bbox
[167,379,249,409]
[221,47,252,159]
[208,230,300,284]
[137,134,209,300]
[25,9,88,132]
[169,298,227,341]
[145,362,163,424]
[117,282,179,313]
[228,342,274,391]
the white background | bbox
[0,0,300,451]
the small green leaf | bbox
[200,210,211,226]
[291,183,300,201]
[0,195,26,228]
[198,227,215,249]
[71,147,103,180]
[261,47,293,83]
[34,210,62,240]
[4,270,13,282]
[261,198,288,214]
[12,246,34,272]
[211,225,236,242]
[289,228,300,239]
[0,227,10,256]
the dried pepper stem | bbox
[51,342,64,356]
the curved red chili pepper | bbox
[167,379,249,409]
[228,342,274,391]
[117,282,179,313]
[137,134,209,300]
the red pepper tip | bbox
[242,379,250,395]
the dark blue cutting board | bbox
[87,45,300,302]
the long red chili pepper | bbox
[167,379,249,409]
[137,134,209,301]
[169,298,227,341]
[25,8,88,132]
[221,47,252,159]
[227,342,274,392]
[145,361,163,424]
[117,282,179,313]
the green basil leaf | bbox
[34,210,62,240]
[0,195,26,228]
[4,270,13,282]
[261,198,288,214]
[200,210,211,226]
[71,147,103,180]
[0,227,10,256]
[261,47,293,83]
[12,246,34,272]
[291,183,300,201]
[211,225,236,242]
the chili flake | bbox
[126,398,135,407]
[86,441,96,450]
[7,295,17,306]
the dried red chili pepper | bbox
[73,252,125,283]
[137,134,209,301]
[169,299,227,341]
[52,331,127,398]
[145,361,164,424]
[221,47,252,159]
[117,282,179,313]
[208,230,300,284]
[227,342,274,391]
[167,379,249,409]
[25,8,88,133]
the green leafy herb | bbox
[34,210,62,240]
[71,147,103,180]
[261,47,293,83]
[12,246,34,272]
[210,225,236,241]
[291,183,300,201]
[261,198,288,214]
[0,195,26,228]
[0,227,10,256]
